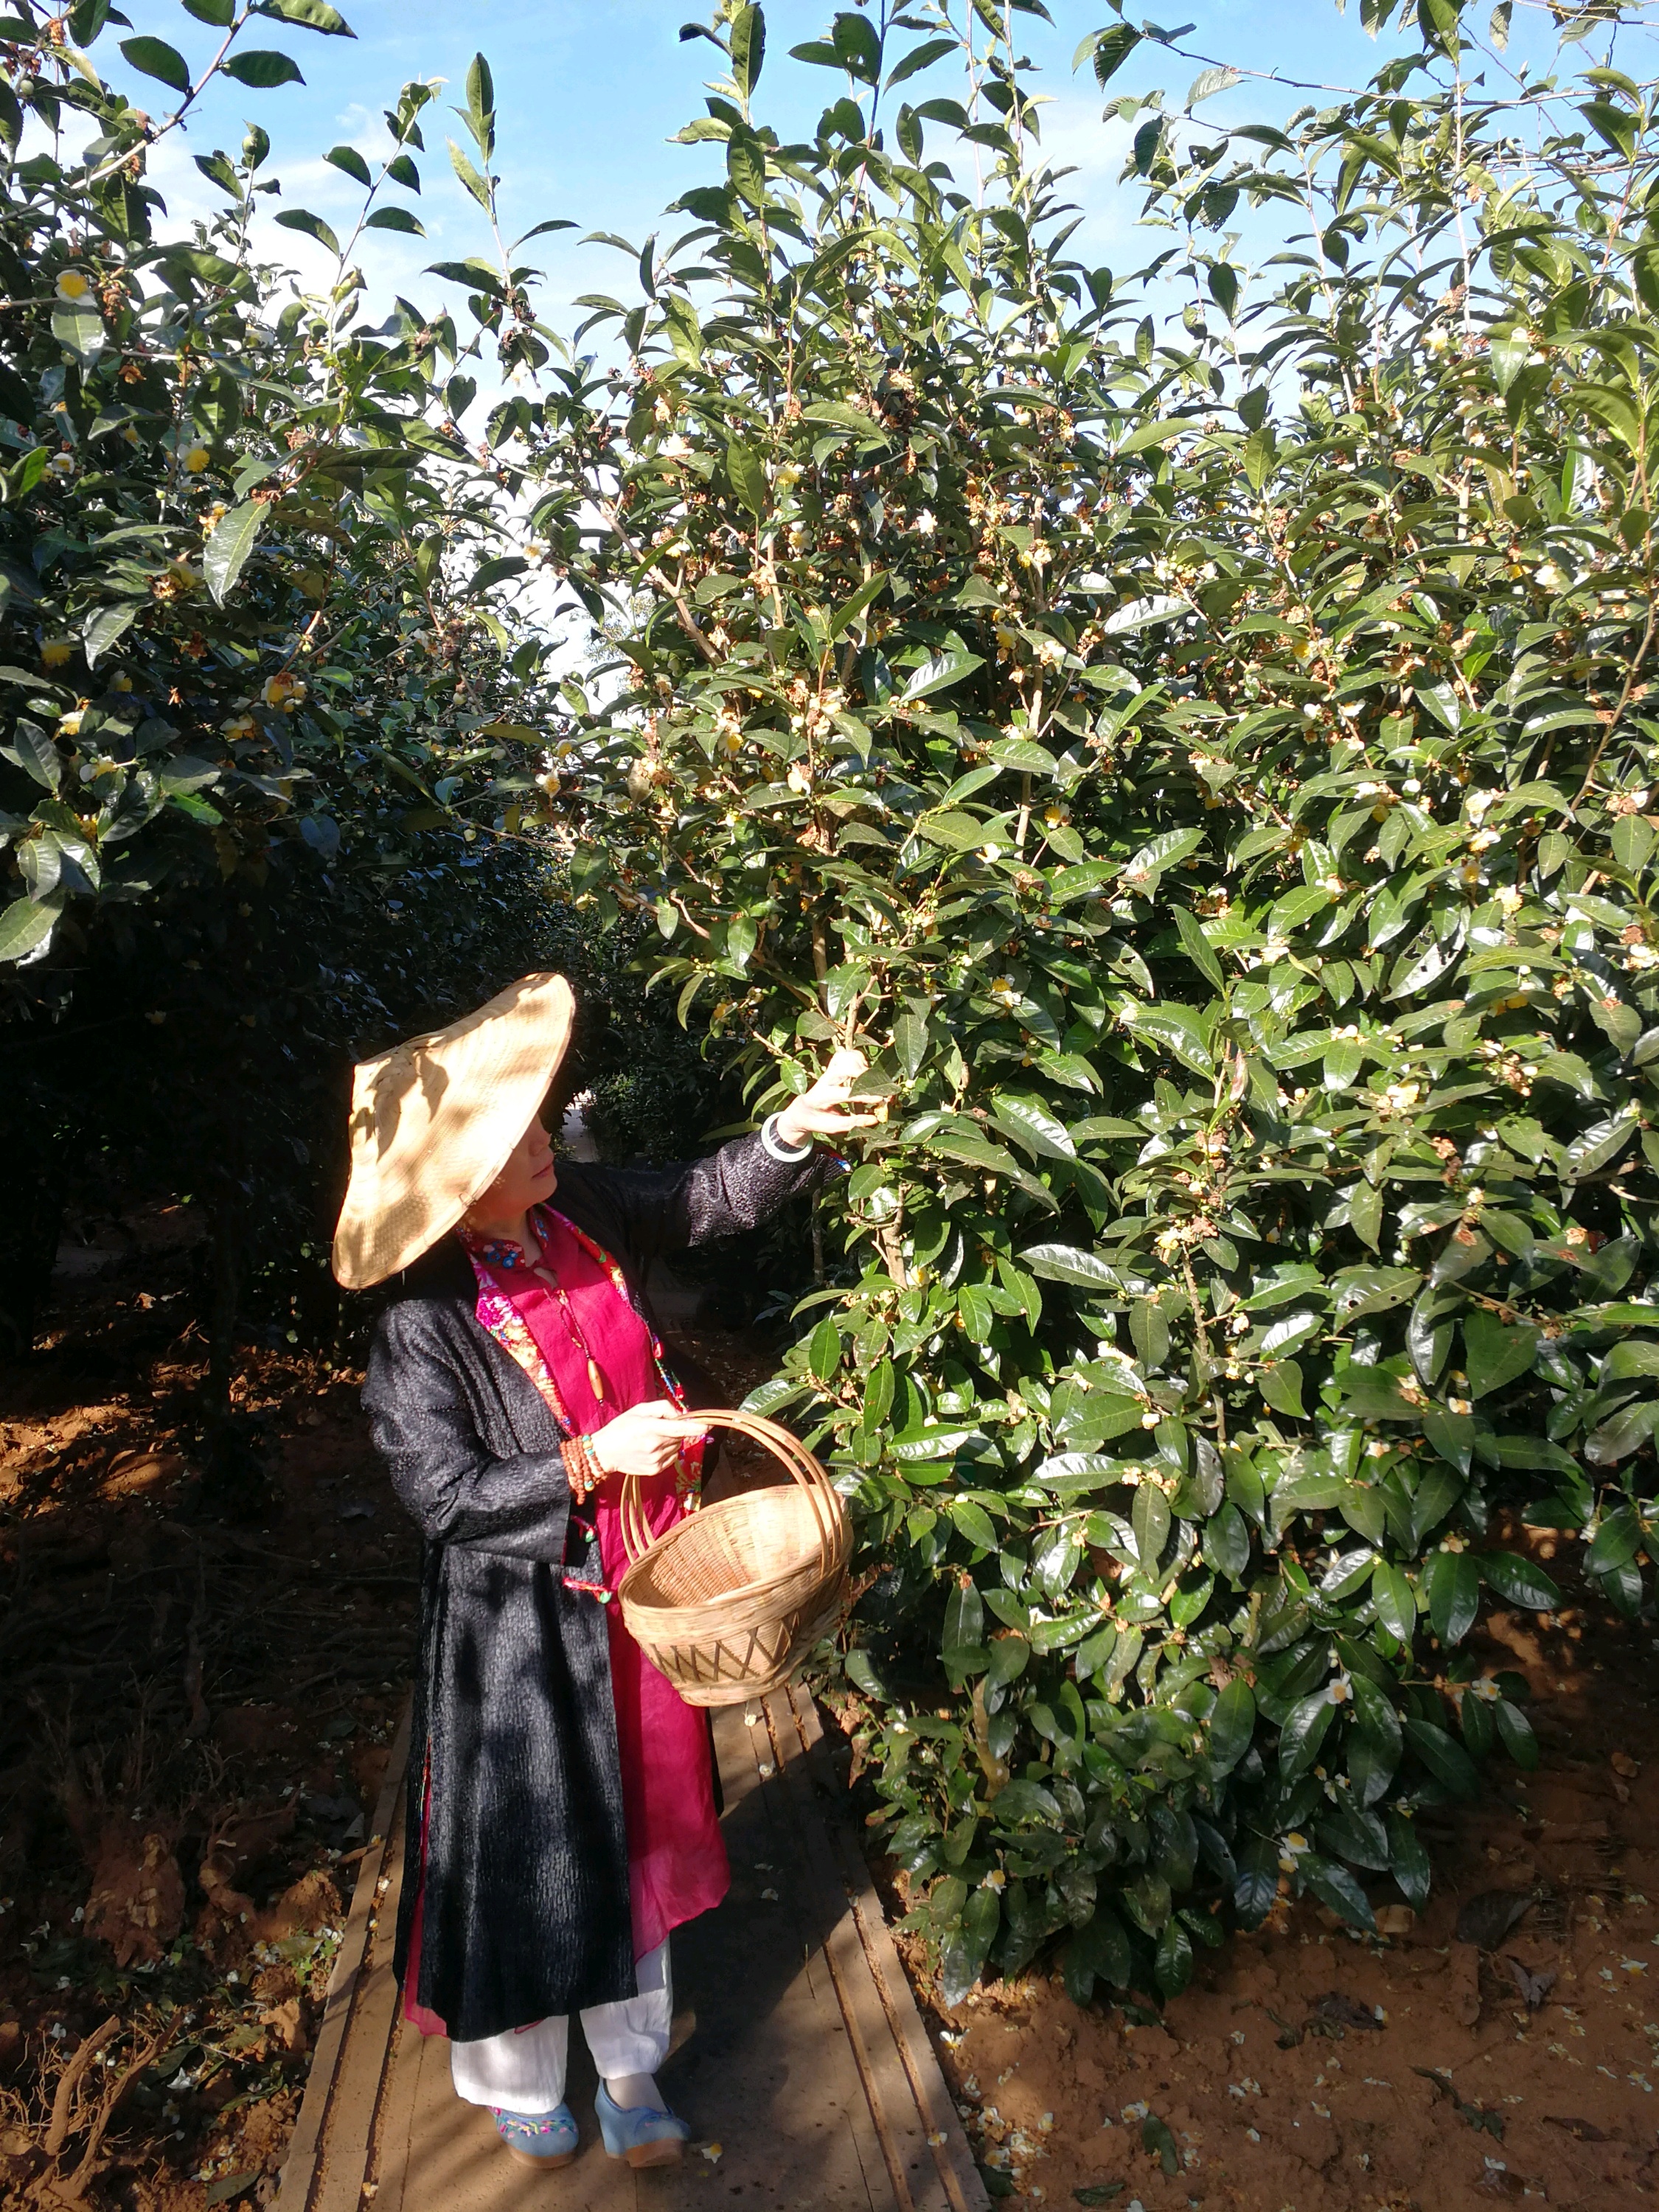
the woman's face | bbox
[470,1113,557,1227]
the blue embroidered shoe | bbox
[594,2081,692,2168]
[490,2103,579,2168]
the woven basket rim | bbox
[619,1478,849,1593]
[618,1516,850,1638]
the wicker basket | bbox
[616,1409,851,1708]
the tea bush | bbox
[536,0,1659,2003]
[0,4,597,1366]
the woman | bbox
[332,973,873,2171]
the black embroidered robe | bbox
[362,1131,821,2044]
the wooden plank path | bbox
[276,1683,990,2212]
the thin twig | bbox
[1574,597,1658,808]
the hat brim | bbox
[331,972,576,1290]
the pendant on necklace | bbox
[587,1357,607,1403]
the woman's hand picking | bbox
[587,1399,708,1480]
[774,1046,886,1149]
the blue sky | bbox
[102,0,1597,349]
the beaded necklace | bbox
[470,1222,612,1405]
[462,1205,700,1481]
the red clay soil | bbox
[900,1591,1659,2211]
[0,1213,775,2212]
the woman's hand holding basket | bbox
[588,1399,708,1479]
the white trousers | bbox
[448,1940,672,2115]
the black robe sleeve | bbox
[552,1127,827,1275]
[364,1302,571,1562]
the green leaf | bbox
[1403,1717,1478,1798]
[1172,905,1224,990]
[1464,1310,1538,1399]
[726,441,767,517]
[988,1095,1074,1163]
[1234,1837,1279,1926]
[203,501,262,606]
[1387,1811,1431,1906]
[1065,1904,1131,1992]
[831,7,883,81]
[365,207,424,236]
[257,0,355,32]
[82,602,138,665]
[1301,1852,1376,1933]
[222,49,306,87]
[729,1,765,95]
[1087,22,1142,86]
[887,36,953,88]
[807,1315,841,1383]
[427,258,506,299]
[1479,1551,1559,1611]
[1206,1678,1256,1773]
[1426,1549,1480,1645]
[1586,1400,1659,1465]
[465,50,495,157]
[1279,1691,1334,1777]
[1585,1503,1643,1576]
[1259,1360,1304,1417]
[1132,1482,1171,1571]
[727,125,767,210]
[1188,63,1242,105]
[1351,1673,1402,1771]
[52,301,105,363]
[0,892,61,964]
[940,1885,1000,2008]
[274,209,341,256]
[1021,1242,1114,1292]
[119,35,191,91]
[324,144,372,184]
[1371,1560,1416,1644]
[448,139,493,212]
[1422,1409,1474,1477]
[1,723,61,792]
[950,1498,998,1551]
[1494,1700,1539,1771]
[901,649,984,703]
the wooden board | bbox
[276,1688,988,2212]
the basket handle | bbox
[617,1408,841,1578]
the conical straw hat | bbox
[332,971,575,1290]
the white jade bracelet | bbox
[760,1113,814,1164]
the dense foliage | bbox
[10,0,1659,2017]
[532,0,1659,2004]
[0,1,687,1368]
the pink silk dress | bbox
[403,1206,728,2034]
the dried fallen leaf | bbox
[1455,1889,1534,1950]
[1543,2115,1610,2142]
[1477,2169,1526,2200]
[1612,1750,1640,1778]
[1311,1992,1382,2034]
[1503,1956,1557,2009]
